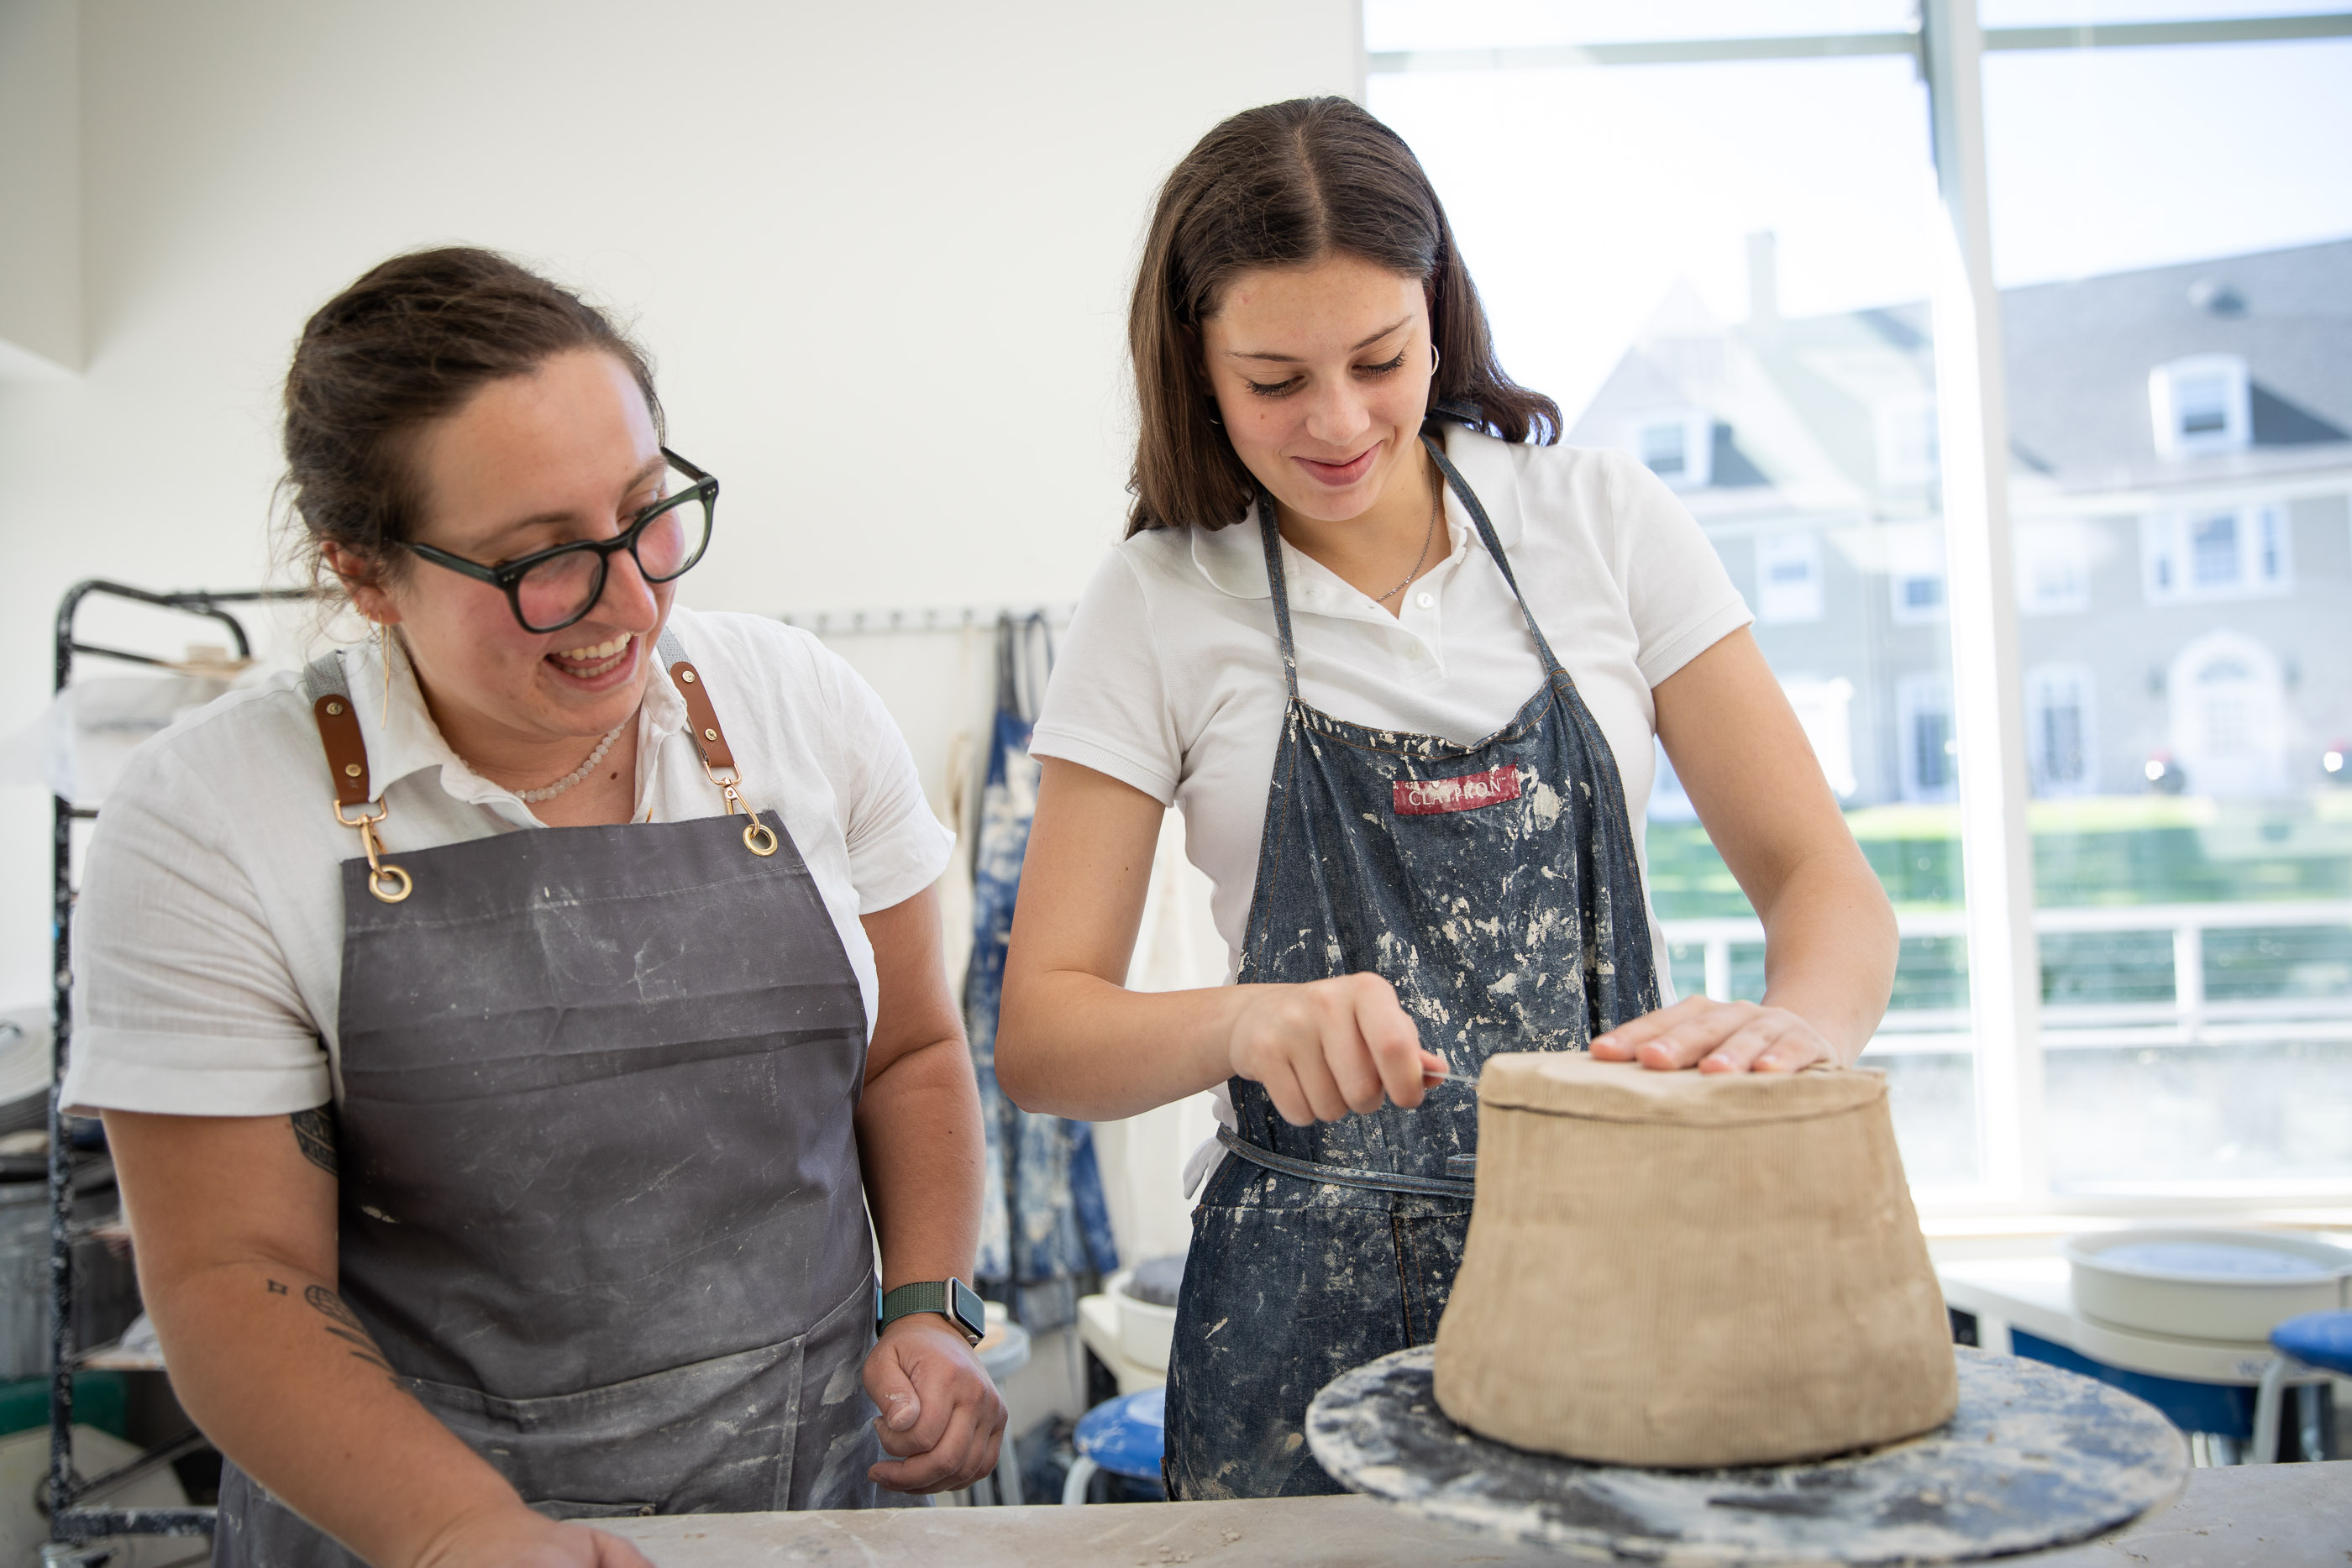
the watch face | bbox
[949,1278,987,1340]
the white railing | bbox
[1660,899,2352,1056]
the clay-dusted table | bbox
[607,1460,2347,1566]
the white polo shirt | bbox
[62,606,953,1117]
[1028,428,1753,982]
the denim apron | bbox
[1163,430,1662,1500]
[214,628,885,1566]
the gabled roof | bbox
[1568,235,2352,508]
[1564,284,1869,521]
[2002,237,2352,494]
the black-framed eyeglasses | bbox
[406,448,718,634]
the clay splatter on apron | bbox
[1164,430,1661,1501]
[215,633,888,1567]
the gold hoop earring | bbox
[1430,344,1441,371]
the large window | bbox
[1368,1,2352,1207]
[1368,5,1980,1187]
[1985,22,2352,1191]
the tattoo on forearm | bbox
[303,1284,398,1382]
[291,1108,338,1177]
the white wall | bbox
[0,0,79,375]
[0,0,1361,1008]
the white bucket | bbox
[2063,1227,2352,1341]
[1105,1268,1178,1372]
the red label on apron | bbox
[1393,766,1522,816]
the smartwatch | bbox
[877,1278,987,1345]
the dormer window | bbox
[1632,410,1714,490]
[2149,354,2250,459]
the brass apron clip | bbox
[672,659,777,857]
[313,694,412,902]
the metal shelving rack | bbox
[45,580,307,1564]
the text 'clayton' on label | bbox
[1393,765,1522,816]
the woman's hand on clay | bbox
[1592,997,1841,1074]
[412,1504,655,1568]
[1227,973,1446,1125]
[864,1314,1007,1494]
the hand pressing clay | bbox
[1431,1055,1956,1468]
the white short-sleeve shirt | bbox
[63,606,953,1117]
[1028,429,1753,982]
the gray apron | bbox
[215,628,884,1566]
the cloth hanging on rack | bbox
[3,674,238,805]
[963,612,1118,1329]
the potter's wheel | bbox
[1305,1345,2186,1565]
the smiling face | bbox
[1198,253,1436,527]
[335,348,672,762]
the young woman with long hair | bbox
[997,98,1896,1499]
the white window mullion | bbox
[1923,0,2047,1204]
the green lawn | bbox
[1645,792,2352,920]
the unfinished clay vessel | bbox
[1431,1056,1956,1468]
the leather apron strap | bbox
[302,653,411,904]
[659,627,779,857]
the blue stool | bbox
[1060,1386,1164,1504]
[2250,1310,2352,1463]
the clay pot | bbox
[1431,1055,1956,1468]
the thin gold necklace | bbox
[1373,473,1443,606]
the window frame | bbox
[1754,530,1828,623]
[2141,501,2294,602]
[1363,2,2352,1224]
[2013,519,2092,615]
[1630,407,1715,490]
[1876,391,1944,485]
[1896,673,1960,803]
[1884,522,1952,625]
[2023,663,2098,797]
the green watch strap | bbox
[878,1278,985,1342]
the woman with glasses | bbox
[65,249,1002,1568]
[996,99,1898,1498]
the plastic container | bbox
[2063,1227,2352,1341]
[1105,1257,1183,1372]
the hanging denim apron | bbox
[214,628,886,1566]
[965,613,1119,1329]
[1163,431,1662,1500]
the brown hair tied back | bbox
[281,246,661,592]
[1126,97,1559,536]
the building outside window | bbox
[1782,675,1859,798]
[2149,352,2251,459]
[2141,502,2293,601]
[1989,27,2352,1193]
[2024,665,2097,795]
[1884,523,1950,625]
[1633,409,1714,490]
[2166,630,2290,799]
[1876,392,1942,486]
[1897,674,1958,803]
[1369,2,2352,1206]
[1755,531,1825,622]
[2015,521,2092,614]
